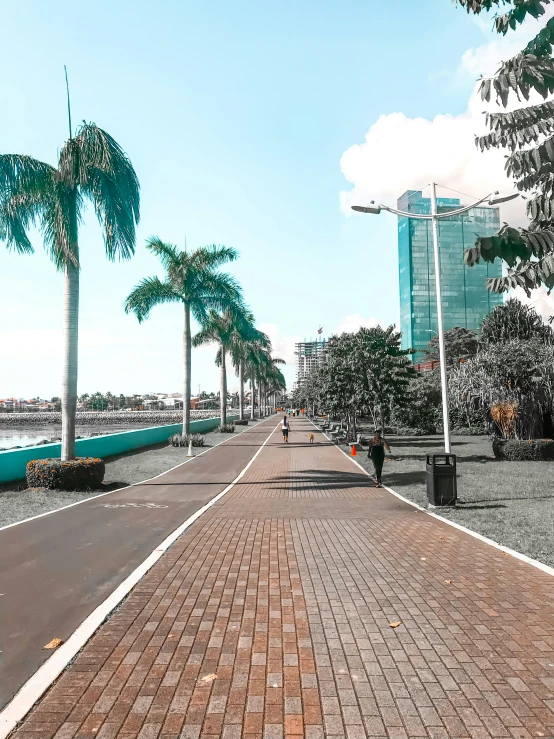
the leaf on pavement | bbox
[389,621,402,629]
[445,580,452,584]
[200,673,217,684]
[43,638,63,650]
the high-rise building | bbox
[294,339,326,387]
[398,190,503,360]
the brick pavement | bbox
[8,418,554,739]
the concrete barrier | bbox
[0,416,238,484]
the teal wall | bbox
[0,416,238,484]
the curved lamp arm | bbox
[380,192,494,220]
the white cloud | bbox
[513,287,554,323]
[258,323,298,365]
[339,10,554,227]
[334,314,381,335]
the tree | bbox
[449,340,554,439]
[424,326,479,366]
[124,239,242,433]
[480,297,554,343]
[193,307,249,425]
[0,124,140,460]
[227,316,269,421]
[453,0,554,293]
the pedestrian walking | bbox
[368,429,391,488]
[280,414,290,443]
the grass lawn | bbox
[339,430,554,569]
[0,422,259,528]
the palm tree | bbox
[227,319,270,421]
[124,239,242,433]
[258,351,286,416]
[0,124,140,460]
[193,307,251,425]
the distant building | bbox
[294,339,326,387]
[398,190,503,361]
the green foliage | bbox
[424,326,479,366]
[492,438,554,460]
[449,340,554,439]
[480,298,554,343]
[26,457,105,490]
[218,423,235,433]
[0,123,140,269]
[169,433,205,447]
[125,239,243,324]
[297,326,414,439]
[393,370,442,433]
[452,0,554,293]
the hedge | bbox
[26,457,106,490]
[169,433,205,448]
[492,439,554,461]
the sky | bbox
[1,0,553,398]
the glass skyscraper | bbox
[398,190,503,360]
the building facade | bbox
[294,339,326,387]
[398,190,503,360]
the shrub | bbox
[395,427,433,437]
[218,423,235,433]
[451,426,488,436]
[492,438,554,461]
[26,457,105,490]
[235,419,249,426]
[169,433,205,448]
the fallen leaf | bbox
[200,673,217,684]
[43,638,63,650]
[445,580,452,584]
[389,621,402,629]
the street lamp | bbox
[352,183,518,454]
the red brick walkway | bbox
[9,419,554,738]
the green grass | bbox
[347,432,554,569]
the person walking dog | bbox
[368,429,391,488]
[280,415,290,443]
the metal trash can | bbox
[426,454,457,507]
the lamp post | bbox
[352,184,518,454]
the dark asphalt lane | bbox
[0,418,278,709]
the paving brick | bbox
[10,418,554,738]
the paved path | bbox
[0,418,277,710]
[7,419,554,738]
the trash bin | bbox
[426,454,457,507]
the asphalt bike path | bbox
[0,416,278,710]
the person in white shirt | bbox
[280,415,290,443]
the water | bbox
[0,424,151,451]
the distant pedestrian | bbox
[280,415,290,443]
[368,429,391,488]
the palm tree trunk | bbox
[183,302,192,434]
[220,344,227,425]
[239,360,244,421]
[250,373,255,420]
[61,256,79,461]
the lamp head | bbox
[488,191,519,206]
[351,201,381,215]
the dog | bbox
[308,433,314,444]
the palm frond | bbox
[193,244,239,270]
[0,155,57,255]
[63,123,140,261]
[124,276,181,322]
[145,236,183,272]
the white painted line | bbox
[309,419,554,579]
[0,416,269,532]
[0,420,278,739]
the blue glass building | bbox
[398,190,503,360]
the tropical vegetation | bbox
[0,124,140,460]
[124,238,243,433]
[453,0,554,294]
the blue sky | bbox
[0,0,535,397]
